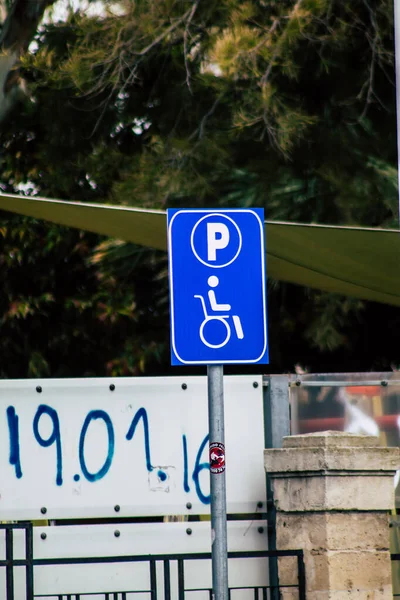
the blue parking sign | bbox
[167,209,269,365]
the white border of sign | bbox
[168,209,267,364]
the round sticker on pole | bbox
[209,442,225,474]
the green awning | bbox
[0,193,399,307]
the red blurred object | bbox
[346,386,381,396]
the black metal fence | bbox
[0,523,306,600]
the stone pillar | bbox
[264,431,400,600]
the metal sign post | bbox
[208,364,228,599]
[167,208,269,600]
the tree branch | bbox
[0,1,9,26]
[0,0,57,127]
[136,7,194,57]
[260,0,304,87]
[184,0,200,93]
[189,95,221,141]
[0,0,56,52]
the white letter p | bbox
[207,222,229,261]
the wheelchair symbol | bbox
[194,276,244,349]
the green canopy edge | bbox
[0,193,399,307]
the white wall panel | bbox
[0,521,269,599]
[0,375,265,519]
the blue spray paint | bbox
[126,407,154,472]
[8,402,211,505]
[182,434,190,493]
[33,405,63,486]
[6,406,22,479]
[157,469,167,482]
[79,410,115,482]
[192,433,210,505]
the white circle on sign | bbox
[190,213,242,268]
[208,276,219,288]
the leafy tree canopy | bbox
[0,0,399,377]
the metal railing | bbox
[0,523,306,600]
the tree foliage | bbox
[0,0,399,377]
